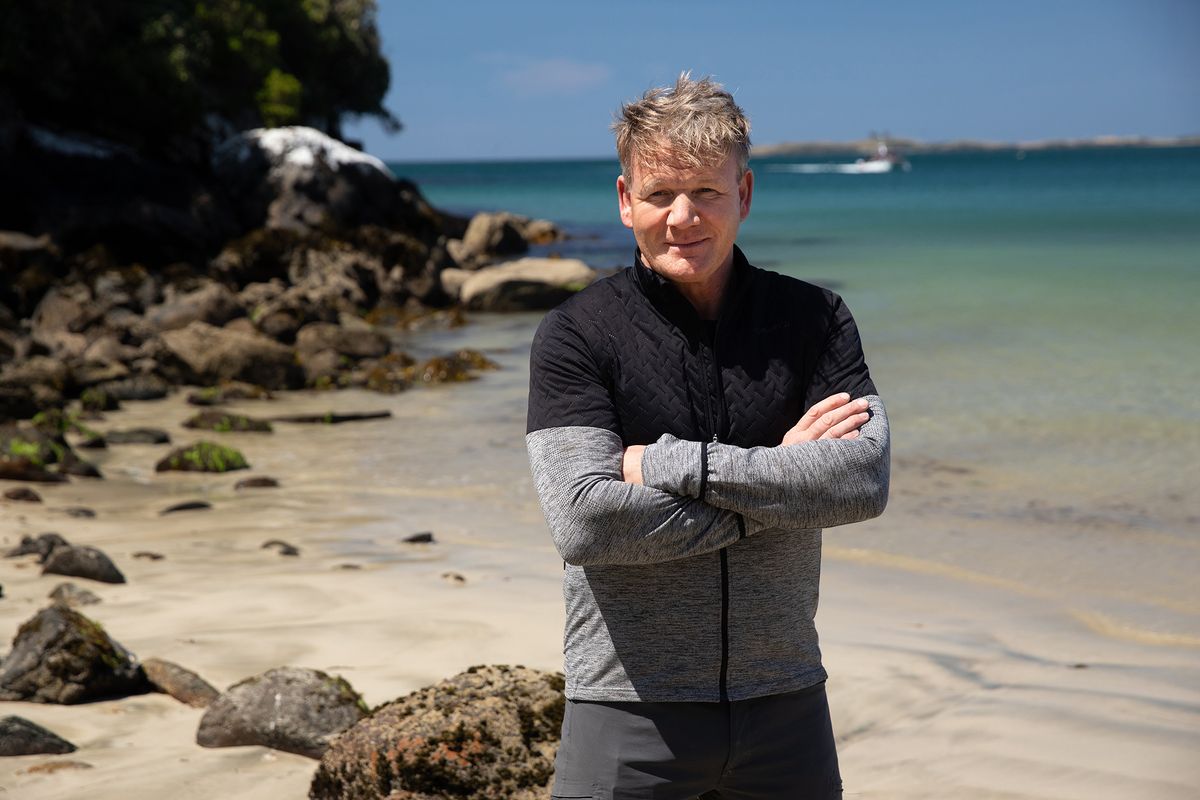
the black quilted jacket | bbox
[526,246,890,702]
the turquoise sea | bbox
[392,148,1200,636]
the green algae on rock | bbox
[155,441,249,472]
[182,410,273,433]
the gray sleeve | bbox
[527,425,747,566]
[640,395,891,533]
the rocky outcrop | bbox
[0,424,99,481]
[182,410,272,433]
[42,546,126,584]
[157,321,302,390]
[196,666,368,758]
[442,257,597,311]
[309,665,565,800]
[0,716,77,756]
[212,126,460,243]
[0,605,149,703]
[143,658,219,708]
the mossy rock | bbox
[182,411,273,433]
[310,664,564,800]
[0,605,149,703]
[0,423,100,480]
[155,441,250,473]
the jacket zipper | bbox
[703,323,732,703]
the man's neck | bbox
[640,253,734,321]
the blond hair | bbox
[613,73,751,180]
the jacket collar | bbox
[632,244,753,332]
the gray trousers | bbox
[551,682,843,800]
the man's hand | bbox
[781,393,870,446]
[622,445,645,484]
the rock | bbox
[63,506,96,518]
[132,551,165,561]
[143,658,219,708]
[0,455,69,482]
[295,321,390,360]
[5,532,70,562]
[155,441,249,473]
[447,211,531,268]
[213,127,455,243]
[262,539,300,557]
[0,355,70,392]
[78,386,120,412]
[402,532,434,544]
[4,486,42,502]
[196,666,368,758]
[186,381,273,406]
[235,476,279,490]
[160,501,211,515]
[0,422,101,480]
[30,285,97,356]
[0,716,77,756]
[42,545,125,584]
[93,374,170,401]
[441,572,466,586]
[144,281,242,332]
[448,257,597,311]
[0,605,149,703]
[48,582,101,607]
[159,321,302,390]
[71,361,131,390]
[182,410,272,433]
[105,427,171,445]
[309,665,564,800]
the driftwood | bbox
[267,411,391,425]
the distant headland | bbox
[753,134,1200,157]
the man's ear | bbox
[739,169,754,220]
[617,174,634,229]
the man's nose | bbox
[666,194,699,227]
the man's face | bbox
[617,150,753,295]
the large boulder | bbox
[41,545,125,584]
[0,716,77,756]
[310,664,565,800]
[196,666,368,758]
[158,321,302,389]
[442,257,597,312]
[212,127,458,244]
[0,605,149,703]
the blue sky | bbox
[344,0,1200,162]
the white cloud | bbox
[494,57,612,97]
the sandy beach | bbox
[2,313,1198,799]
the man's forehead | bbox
[630,153,735,189]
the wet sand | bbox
[2,313,1198,799]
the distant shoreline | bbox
[753,134,1200,157]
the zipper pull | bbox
[712,434,719,444]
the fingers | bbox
[821,411,870,440]
[783,394,870,444]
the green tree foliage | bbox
[0,0,397,153]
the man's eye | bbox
[696,188,719,197]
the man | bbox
[526,74,890,800]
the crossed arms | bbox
[527,376,890,568]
